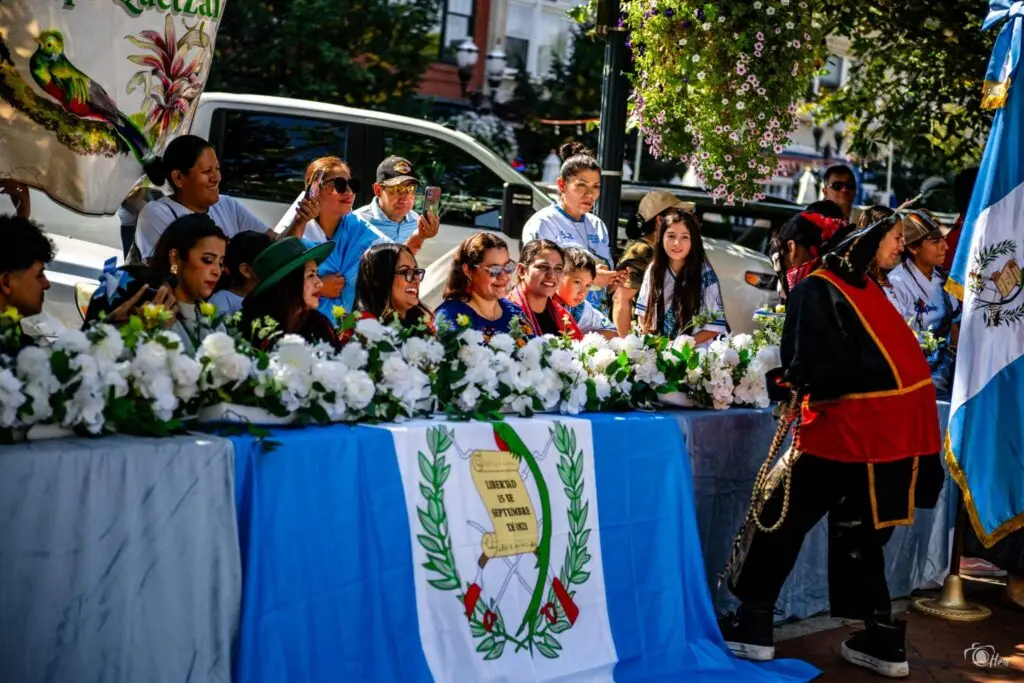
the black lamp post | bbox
[594,0,629,255]
[456,38,479,98]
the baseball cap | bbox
[902,209,949,245]
[376,156,421,187]
[637,190,695,221]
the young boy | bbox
[557,248,618,338]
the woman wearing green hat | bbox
[240,237,340,349]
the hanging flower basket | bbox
[625,0,826,203]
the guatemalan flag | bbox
[945,1,1024,547]
[231,414,819,682]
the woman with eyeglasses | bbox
[435,233,535,340]
[635,211,728,345]
[507,239,583,340]
[354,242,434,332]
[281,156,391,318]
[521,143,626,313]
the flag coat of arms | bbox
[231,414,821,683]
[0,1,224,214]
[945,0,1024,546]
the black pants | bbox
[730,454,895,621]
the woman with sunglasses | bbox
[508,239,582,340]
[636,211,727,345]
[354,242,434,332]
[435,233,535,340]
[521,143,626,312]
[278,156,391,318]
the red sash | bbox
[796,270,940,463]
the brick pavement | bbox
[774,579,1023,681]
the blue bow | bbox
[982,1,1024,107]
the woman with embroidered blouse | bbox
[434,233,535,341]
[507,239,582,340]
[634,210,728,345]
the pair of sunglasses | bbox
[322,177,361,194]
[395,268,426,283]
[829,180,856,191]
[474,262,517,278]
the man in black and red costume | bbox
[719,212,945,678]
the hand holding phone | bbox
[423,186,441,218]
[306,169,326,200]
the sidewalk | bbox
[774,578,1023,681]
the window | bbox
[424,0,476,61]
[505,37,529,72]
[213,110,350,203]
[818,54,844,89]
[380,128,506,227]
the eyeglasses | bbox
[395,267,426,282]
[384,184,417,196]
[569,180,601,197]
[474,262,517,278]
[828,181,856,192]
[325,177,361,194]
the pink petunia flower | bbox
[756,32,765,41]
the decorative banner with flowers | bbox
[0,1,224,214]
[624,0,826,203]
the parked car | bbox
[33,93,785,332]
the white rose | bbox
[722,348,741,366]
[488,333,516,355]
[591,375,612,401]
[591,348,618,373]
[459,384,481,409]
[423,339,445,364]
[344,371,376,409]
[756,345,782,370]
[0,368,25,427]
[90,325,125,364]
[401,337,430,366]
[458,328,486,347]
[133,341,168,375]
[218,352,253,384]
[708,339,730,357]
[731,333,753,351]
[355,318,389,344]
[53,329,91,355]
[200,332,236,359]
[16,346,52,380]
[170,354,200,400]
[340,342,369,370]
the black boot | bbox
[718,603,775,661]
[840,618,909,678]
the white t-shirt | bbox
[135,195,268,258]
[521,204,613,267]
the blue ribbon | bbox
[983,0,1024,85]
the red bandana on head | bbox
[799,212,846,244]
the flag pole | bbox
[910,492,992,621]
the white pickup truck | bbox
[23,92,779,331]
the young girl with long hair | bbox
[635,211,727,344]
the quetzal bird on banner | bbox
[30,30,152,164]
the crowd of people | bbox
[1,139,1020,681]
[1,138,729,355]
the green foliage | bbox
[208,0,445,108]
[816,1,995,174]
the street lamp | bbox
[485,45,507,93]
[456,38,479,97]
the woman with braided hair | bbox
[719,209,945,679]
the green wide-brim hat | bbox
[248,237,334,298]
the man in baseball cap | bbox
[355,156,439,253]
[611,190,696,334]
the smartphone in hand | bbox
[306,169,326,200]
[423,186,441,218]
